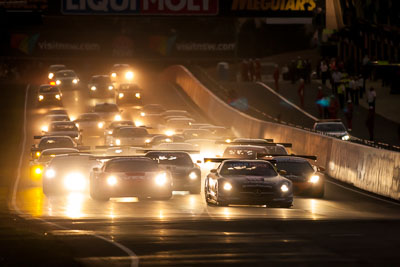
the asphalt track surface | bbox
[11,71,400,266]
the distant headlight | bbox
[280,184,289,192]
[155,173,167,186]
[114,114,122,121]
[72,79,78,84]
[108,85,113,90]
[41,125,48,132]
[107,130,113,134]
[91,86,97,91]
[223,182,232,191]
[107,176,117,186]
[64,172,86,191]
[189,172,197,180]
[97,122,104,129]
[118,93,124,99]
[45,169,55,179]
[225,139,232,143]
[55,94,61,100]
[111,72,117,78]
[135,93,141,99]
[35,151,41,158]
[164,130,175,136]
[134,120,143,127]
[34,166,43,175]
[115,139,121,146]
[125,71,134,80]
[48,73,54,79]
[145,139,151,144]
[38,95,44,101]
[309,175,320,184]
[56,80,61,85]
[342,135,350,141]
[140,112,145,117]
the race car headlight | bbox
[90,86,97,91]
[125,71,134,80]
[309,175,320,184]
[341,135,350,141]
[145,139,151,144]
[111,72,117,78]
[97,122,104,129]
[164,130,175,136]
[34,166,43,175]
[135,93,141,99]
[225,139,232,143]
[72,79,78,84]
[281,183,289,192]
[118,93,124,99]
[41,125,48,132]
[165,138,172,143]
[45,169,55,179]
[64,172,86,191]
[55,94,61,100]
[115,139,121,146]
[56,80,61,85]
[223,182,232,191]
[107,176,117,186]
[48,73,54,79]
[189,172,197,180]
[107,130,113,134]
[114,114,122,121]
[134,120,143,127]
[38,95,44,101]
[108,85,113,90]
[155,173,167,186]
[140,112,145,117]
[35,151,41,158]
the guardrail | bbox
[162,65,400,200]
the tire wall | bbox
[162,65,400,200]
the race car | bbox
[145,151,201,193]
[93,103,122,122]
[116,83,142,105]
[161,110,191,119]
[43,121,81,144]
[200,125,235,139]
[30,147,79,181]
[47,64,66,80]
[163,118,195,135]
[110,64,135,88]
[37,84,62,107]
[39,114,70,133]
[138,104,166,117]
[51,70,79,88]
[43,153,101,195]
[88,75,114,98]
[222,144,288,159]
[204,159,293,207]
[47,109,68,116]
[275,156,325,198]
[144,134,184,147]
[104,120,135,143]
[90,157,173,201]
[313,120,351,141]
[107,126,150,146]
[151,142,198,152]
[74,113,105,137]
[31,136,77,159]
[182,129,213,140]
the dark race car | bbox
[90,157,173,201]
[31,136,77,159]
[145,151,201,194]
[204,159,293,207]
[116,83,142,105]
[37,84,62,107]
[88,75,115,98]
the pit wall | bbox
[162,65,400,200]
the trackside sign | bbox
[62,0,219,15]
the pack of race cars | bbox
[30,64,327,208]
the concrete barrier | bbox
[162,65,400,200]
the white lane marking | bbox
[256,82,318,121]
[10,84,139,267]
[326,180,400,207]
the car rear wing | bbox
[203,157,276,164]
[256,153,317,161]
[215,141,291,148]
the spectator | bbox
[282,64,289,81]
[331,69,342,95]
[328,95,339,119]
[298,79,305,108]
[356,74,364,100]
[290,60,296,84]
[367,87,376,110]
[320,60,329,86]
[254,59,261,81]
[296,56,303,81]
[337,82,345,109]
[348,76,356,104]
[273,64,280,91]
[316,86,324,118]
[248,59,255,82]
[366,106,375,141]
[344,99,353,131]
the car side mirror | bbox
[92,167,100,172]
[210,169,217,173]
[318,166,325,172]
[279,170,287,175]
[196,160,202,164]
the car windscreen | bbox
[146,153,192,166]
[223,147,265,158]
[265,146,288,155]
[220,161,277,177]
[115,128,148,137]
[55,71,76,78]
[49,156,97,168]
[276,161,314,176]
[48,115,69,122]
[94,104,119,113]
[50,123,78,132]
[315,123,346,132]
[38,138,74,149]
[105,160,158,172]
[183,130,211,139]
[40,86,59,93]
[38,150,78,162]
[120,84,139,90]
[78,114,100,121]
[109,121,134,128]
[92,76,111,84]
[49,65,66,72]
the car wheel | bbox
[204,182,213,205]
